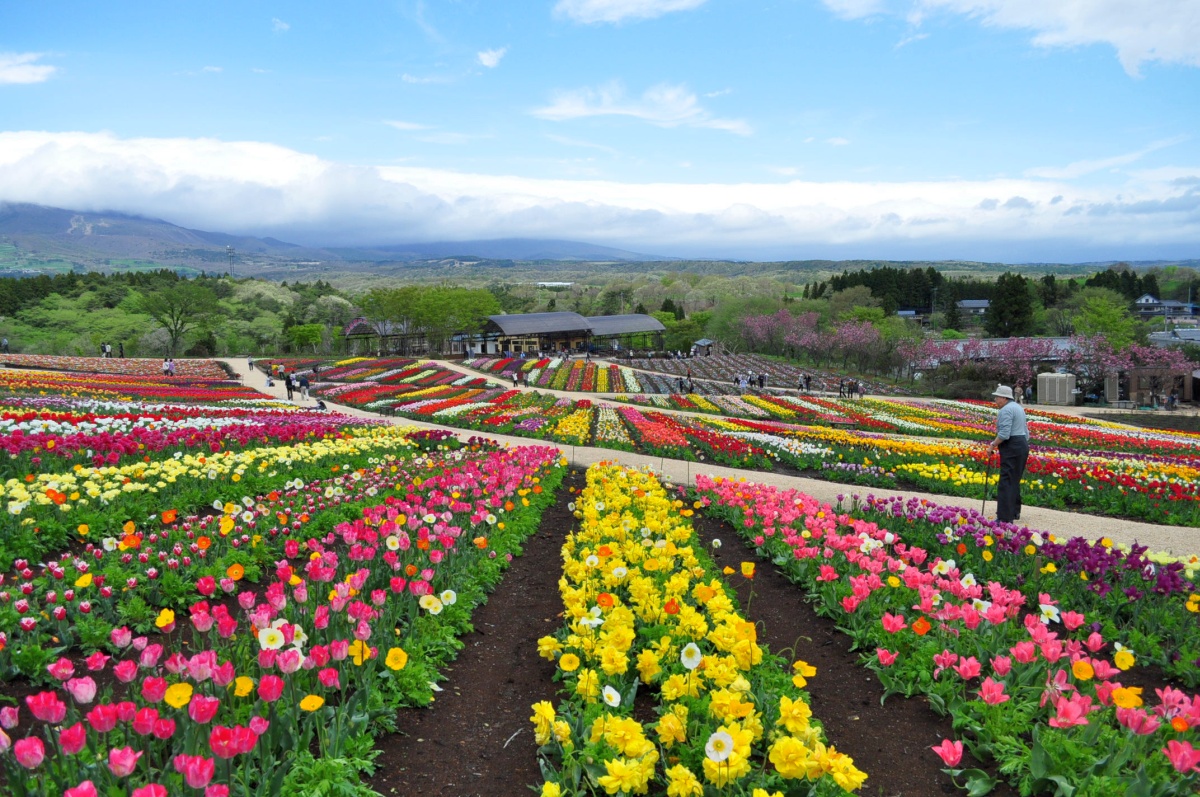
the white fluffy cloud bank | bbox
[0,131,1197,257]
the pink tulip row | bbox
[694,475,1200,789]
[0,443,563,795]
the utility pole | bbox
[226,246,235,279]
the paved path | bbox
[226,358,1199,559]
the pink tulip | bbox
[1010,641,1037,664]
[248,715,270,736]
[46,657,75,681]
[990,655,1012,677]
[60,722,88,755]
[1061,611,1086,630]
[152,718,176,740]
[1116,707,1161,735]
[141,676,168,703]
[108,745,143,777]
[0,706,16,729]
[174,753,216,788]
[25,692,66,724]
[1162,740,1200,774]
[14,736,45,769]
[978,677,1010,705]
[276,649,303,674]
[113,660,138,683]
[953,657,981,680]
[131,785,167,797]
[66,676,98,704]
[931,738,963,768]
[86,703,120,733]
[197,575,217,596]
[1049,694,1094,728]
[875,648,897,666]
[188,695,221,725]
[206,786,230,797]
[64,781,99,797]
[258,675,284,702]
[111,626,133,648]
[133,707,160,736]
[881,613,906,633]
[85,651,111,671]
[318,667,340,689]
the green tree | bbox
[135,282,221,356]
[1069,287,1143,351]
[287,323,324,353]
[984,273,1034,338]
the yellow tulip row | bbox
[532,463,865,796]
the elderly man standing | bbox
[987,385,1029,523]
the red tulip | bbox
[152,718,176,740]
[132,707,159,736]
[141,676,168,703]
[131,785,167,797]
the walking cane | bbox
[981,451,994,515]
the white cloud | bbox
[533,82,752,135]
[384,120,431,131]
[895,32,929,48]
[835,1,1200,75]
[1026,136,1188,179]
[820,0,888,20]
[477,47,508,68]
[554,0,707,24]
[203,66,223,73]
[826,137,851,146]
[271,18,290,33]
[0,130,1197,255]
[0,52,57,84]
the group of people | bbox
[161,358,176,375]
[733,371,767,392]
[101,342,124,358]
[837,379,866,400]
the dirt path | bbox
[224,358,1200,558]
[368,470,583,797]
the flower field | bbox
[533,462,867,795]
[315,378,1200,527]
[624,353,912,397]
[464,356,755,395]
[0,355,229,380]
[0,367,571,795]
[694,475,1200,794]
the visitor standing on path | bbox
[987,385,1029,523]
[299,375,310,400]
[284,373,295,401]
[118,342,124,358]
[1,337,8,353]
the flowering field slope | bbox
[695,476,1200,794]
[0,367,583,796]
[0,355,229,379]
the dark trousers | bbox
[996,436,1028,522]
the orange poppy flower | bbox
[532,484,542,494]
[226,563,245,581]
[416,539,431,551]
[405,564,419,577]
[267,491,280,501]
[596,592,614,608]
[161,509,178,524]
[196,536,211,551]
[912,617,932,636]
[473,536,488,549]
[122,520,136,535]
[956,543,967,555]
[664,598,680,615]
[504,501,515,512]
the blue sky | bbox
[1,0,1198,261]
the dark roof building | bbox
[585,314,667,337]
[483,312,591,337]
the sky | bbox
[1,0,1199,261]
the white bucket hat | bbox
[991,385,1014,400]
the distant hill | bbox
[0,203,671,276]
